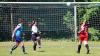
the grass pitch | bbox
[0,39,100,56]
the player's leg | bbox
[10,42,20,54]
[85,44,90,54]
[37,36,41,48]
[77,35,83,53]
[20,42,27,54]
[32,34,37,51]
[33,41,37,51]
[77,41,82,53]
[83,38,90,54]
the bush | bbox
[89,28,100,41]
[92,36,99,41]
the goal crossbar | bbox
[0,2,99,4]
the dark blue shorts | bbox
[31,33,40,41]
[15,36,23,42]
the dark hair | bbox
[29,20,35,27]
[18,18,24,23]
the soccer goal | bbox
[0,2,100,41]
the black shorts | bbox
[31,33,40,41]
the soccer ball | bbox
[67,2,71,6]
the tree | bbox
[63,11,74,37]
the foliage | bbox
[89,28,100,41]
[77,4,99,22]
[63,11,75,38]
[63,11,74,32]
[82,4,99,21]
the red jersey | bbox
[79,24,88,42]
[80,24,88,34]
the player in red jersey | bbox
[77,21,90,54]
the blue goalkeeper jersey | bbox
[15,23,23,38]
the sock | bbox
[77,44,81,53]
[85,44,89,54]
[11,45,18,51]
[33,43,37,51]
[22,46,25,53]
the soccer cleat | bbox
[77,45,81,54]
[77,51,80,54]
[87,50,90,54]
[33,43,37,51]
[10,50,13,54]
[38,45,41,48]
[34,47,36,51]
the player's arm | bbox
[12,24,21,39]
[28,21,35,27]
[77,26,82,39]
[79,25,85,33]
[78,30,81,34]
[78,26,81,34]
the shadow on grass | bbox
[37,50,45,52]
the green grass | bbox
[0,40,100,56]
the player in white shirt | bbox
[29,20,41,51]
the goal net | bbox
[0,2,100,41]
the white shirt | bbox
[31,25,38,34]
